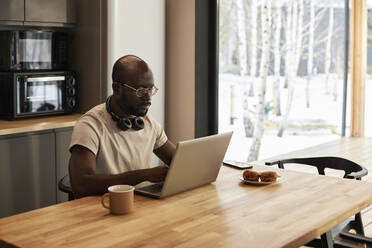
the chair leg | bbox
[68,192,74,201]
[352,213,365,235]
[321,231,334,248]
[306,238,322,247]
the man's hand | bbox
[69,146,170,198]
[145,165,169,182]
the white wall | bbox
[107,0,165,166]
[107,0,165,128]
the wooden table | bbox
[1,165,372,248]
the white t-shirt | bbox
[69,103,168,174]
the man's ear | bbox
[112,82,121,95]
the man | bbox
[68,55,176,198]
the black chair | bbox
[265,156,372,248]
[58,174,74,201]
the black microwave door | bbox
[16,75,64,116]
[18,31,53,70]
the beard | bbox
[135,107,149,117]
[120,102,149,117]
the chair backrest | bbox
[266,156,372,246]
[58,175,74,201]
[265,156,368,180]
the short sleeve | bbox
[69,116,101,156]
[151,118,168,150]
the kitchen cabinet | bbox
[0,0,76,27]
[0,127,73,218]
[0,131,56,218]
[0,0,24,24]
[25,0,76,25]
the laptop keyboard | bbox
[139,183,164,193]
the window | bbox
[219,0,348,162]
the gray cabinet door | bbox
[55,128,73,203]
[0,0,24,22]
[25,0,76,24]
[0,132,56,218]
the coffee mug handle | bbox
[101,193,110,209]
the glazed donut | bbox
[260,171,278,182]
[243,170,261,181]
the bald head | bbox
[112,55,152,84]
[110,55,154,117]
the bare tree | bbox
[237,0,254,137]
[272,1,282,116]
[248,0,271,161]
[306,0,315,108]
[247,0,257,98]
[324,7,334,94]
[278,0,299,137]
[295,0,304,73]
[250,0,258,80]
[283,1,293,89]
[237,0,248,77]
[219,0,236,71]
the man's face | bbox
[117,71,154,117]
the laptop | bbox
[135,131,233,198]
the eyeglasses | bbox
[119,82,159,97]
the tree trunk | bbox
[249,0,258,96]
[283,1,293,89]
[248,0,271,162]
[294,0,303,74]
[237,0,248,76]
[278,0,297,137]
[230,84,236,124]
[273,1,282,116]
[334,50,344,102]
[243,88,254,137]
[306,0,315,108]
[237,0,254,137]
[220,0,234,70]
[324,7,334,94]
[279,0,303,136]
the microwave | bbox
[0,30,69,71]
[0,71,77,119]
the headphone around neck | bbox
[105,96,145,131]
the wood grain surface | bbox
[0,114,81,136]
[256,137,372,241]
[1,164,372,248]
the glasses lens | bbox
[137,87,158,97]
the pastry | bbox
[243,169,261,181]
[260,171,278,182]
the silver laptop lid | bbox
[159,131,233,197]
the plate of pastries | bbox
[239,169,280,185]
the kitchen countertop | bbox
[0,114,82,136]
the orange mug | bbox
[101,185,134,215]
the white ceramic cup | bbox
[101,185,135,215]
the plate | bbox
[238,175,281,185]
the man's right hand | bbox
[145,165,169,183]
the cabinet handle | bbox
[25,76,65,82]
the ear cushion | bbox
[105,95,145,131]
[117,118,132,131]
[131,117,144,130]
